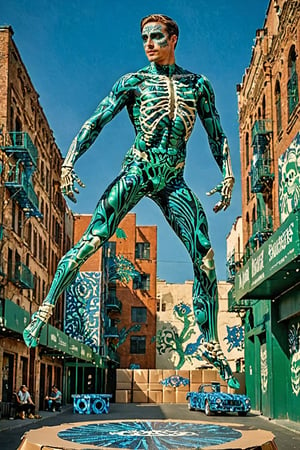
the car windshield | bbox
[199,384,227,393]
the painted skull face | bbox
[141,22,176,65]
[284,151,298,198]
[291,351,300,396]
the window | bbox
[275,80,282,135]
[287,45,299,117]
[133,273,150,291]
[130,336,146,354]
[131,307,147,323]
[246,177,250,203]
[104,241,116,258]
[7,248,13,280]
[245,132,249,166]
[135,242,150,259]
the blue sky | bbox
[2,0,270,283]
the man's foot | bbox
[23,304,54,347]
[200,341,240,390]
[28,414,35,419]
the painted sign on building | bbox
[235,210,300,301]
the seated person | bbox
[16,385,36,419]
[45,385,62,411]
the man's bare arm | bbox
[61,74,134,202]
[196,76,234,212]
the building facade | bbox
[231,0,300,421]
[0,25,97,411]
[69,213,157,372]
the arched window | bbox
[258,107,262,120]
[15,116,22,131]
[246,212,250,237]
[275,80,282,135]
[246,177,250,203]
[245,132,249,166]
[262,96,266,119]
[287,45,299,117]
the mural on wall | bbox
[260,343,268,394]
[278,132,300,224]
[288,322,300,396]
[157,301,244,370]
[156,302,204,369]
[223,325,244,352]
[65,272,101,351]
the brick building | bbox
[71,212,157,372]
[0,25,78,411]
[230,0,300,421]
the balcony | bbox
[105,295,122,313]
[5,171,42,218]
[228,288,254,312]
[13,263,34,289]
[226,254,241,283]
[250,156,274,193]
[251,119,272,143]
[107,348,120,365]
[1,132,38,168]
[104,326,119,338]
[252,216,273,237]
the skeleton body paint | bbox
[23,16,237,389]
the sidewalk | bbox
[252,410,300,436]
[0,405,73,433]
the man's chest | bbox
[133,75,198,118]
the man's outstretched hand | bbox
[206,177,235,213]
[61,165,85,203]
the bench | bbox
[71,394,112,415]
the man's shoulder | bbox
[113,71,145,89]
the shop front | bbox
[233,210,300,421]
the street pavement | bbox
[0,403,300,449]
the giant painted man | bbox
[23,15,239,389]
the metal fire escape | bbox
[1,131,42,218]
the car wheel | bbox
[188,400,194,411]
[238,411,248,417]
[205,401,212,416]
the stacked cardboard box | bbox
[148,369,163,403]
[132,369,149,403]
[114,368,240,403]
[115,369,132,403]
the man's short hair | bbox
[140,14,179,43]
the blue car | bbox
[186,381,251,416]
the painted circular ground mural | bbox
[58,420,242,449]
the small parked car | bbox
[186,381,251,416]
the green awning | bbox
[2,298,30,333]
[68,336,81,358]
[47,325,69,353]
[235,210,300,301]
[92,352,104,368]
[80,343,93,361]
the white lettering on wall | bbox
[268,223,294,261]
